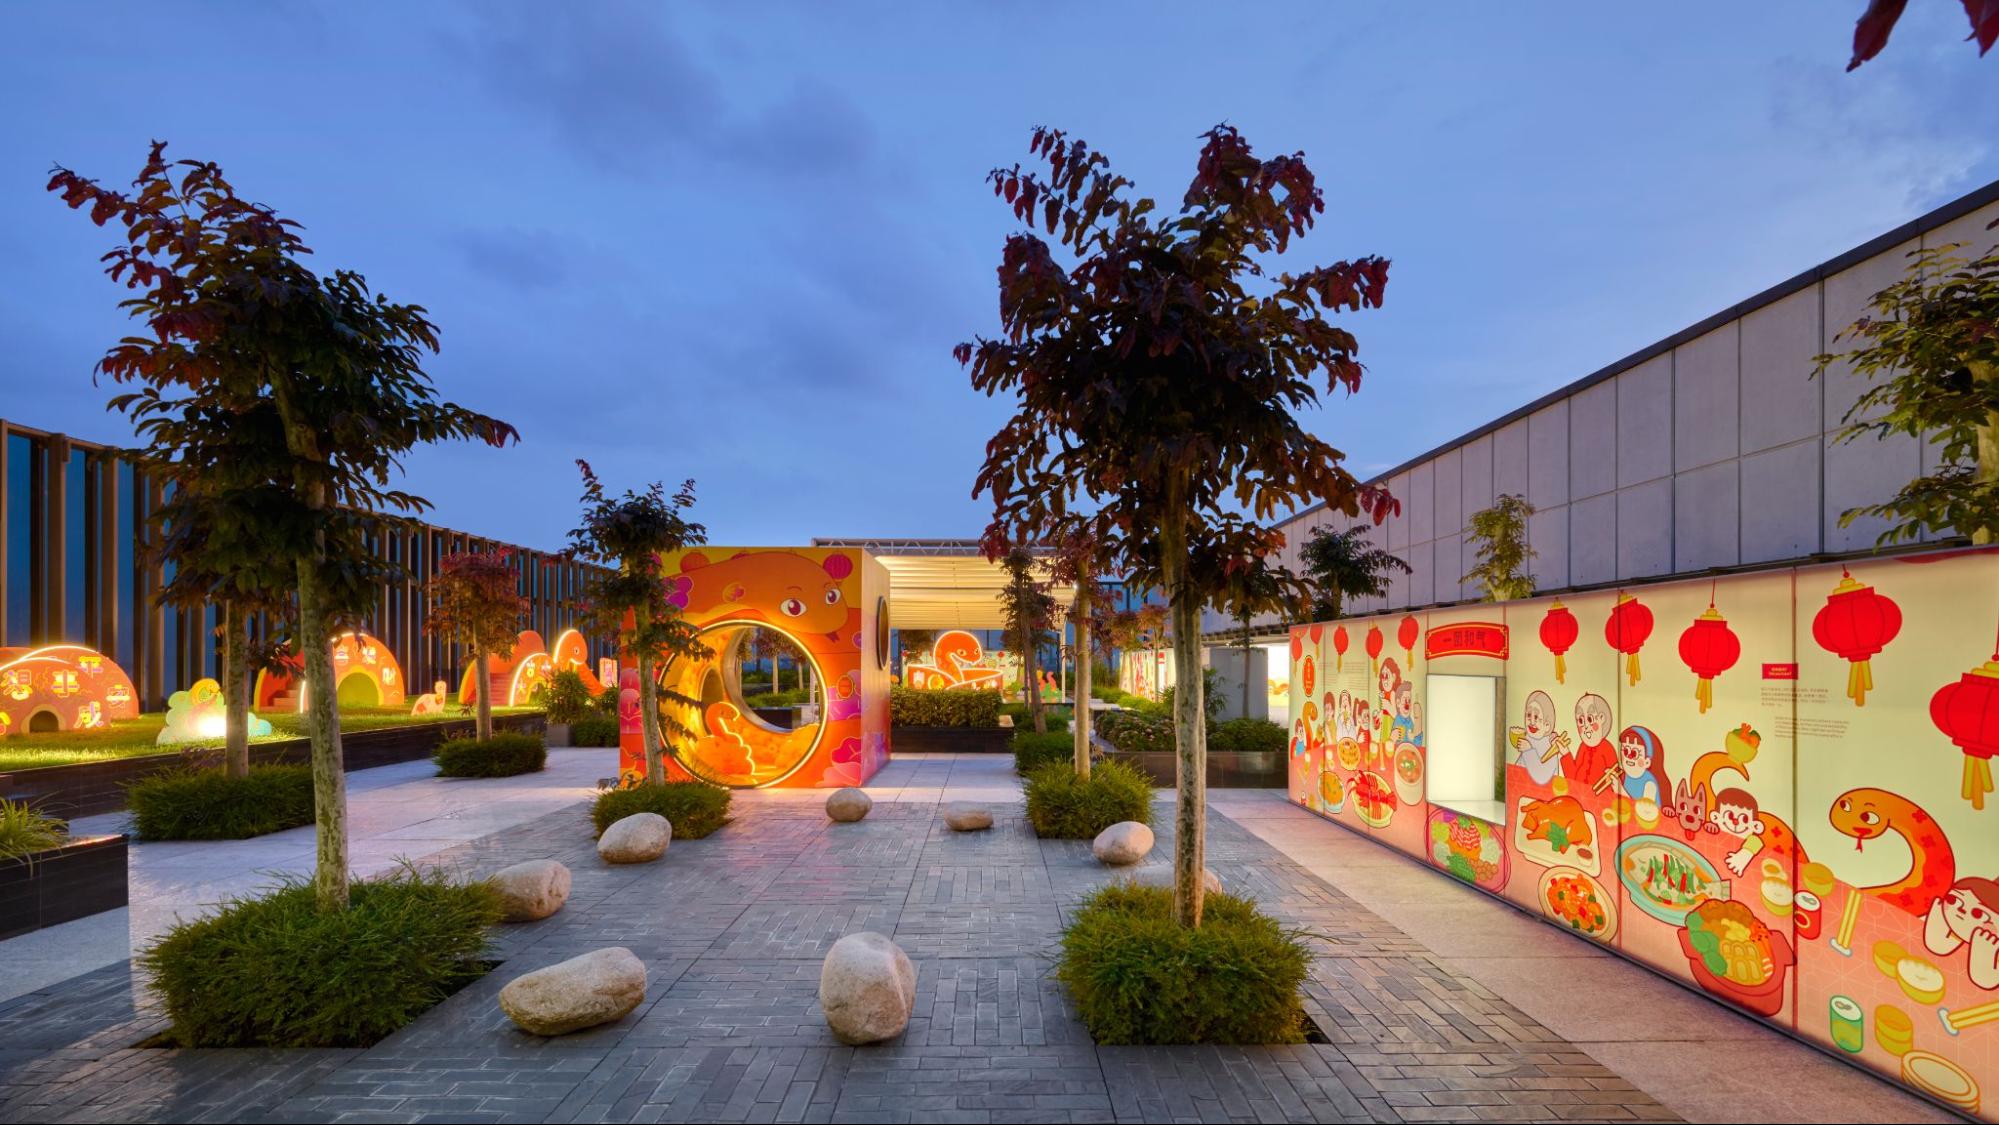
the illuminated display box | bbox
[0,645,139,736]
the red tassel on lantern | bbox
[1606,594,1653,687]
[1333,625,1349,672]
[1365,624,1384,682]
[1678,596,1741,714]
[1397,615,1419,666]
[1931,624,1999,811]
[1540,601,1579,684]
[1812,569,1902,707]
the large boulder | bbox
[942,802,993,831]
[489,859,571,921]
[826,788,873,823]
[499,947,647,1036]
[1128,866,1224,894]
[598,812,671,864]
[820,932,916,1045]
[1091,821,1154,866]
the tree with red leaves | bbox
[958,124,1396,927]
[49,144,517,912]
[429,551,528,742]
[1848,0,1998,70]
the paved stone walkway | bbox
[0,754,1945,1123]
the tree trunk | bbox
[297,557,348,913]
[1240,617,1251,721]
[222,601,250,779]
[1073,582,1093,778]
[1023,624,1046,734]
[1161,497,1207,929]
[635,604,665,785]
[1976,360,1997,546]
[475,650,493,741]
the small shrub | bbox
[141,867,499,1047]
[543,670,594,725]
[744,688,811,708]
[1209,718,1286,754]
[1012,730,1076,775]
[1160,667,1225,723]
[592,683,622,716]
[890,687,1001,728]
[0,798,64,861]
[1098,711,1174,754]
[1000,701,1070,733]
[591,781,731,839]
[1057,882,1309,1044]
[1090,681,1123,703]
[570,715,621,747]
[433,733,546,778]
[127,765,314,841]
[1024,758,1153,838]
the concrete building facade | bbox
[1248,179,1999,626]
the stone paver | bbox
[0,752,1910,1122]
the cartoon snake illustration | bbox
[1829,787,1957,916]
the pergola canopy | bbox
[810,538,1075,631]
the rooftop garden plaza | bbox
[1,111,1996,1125]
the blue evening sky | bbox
[2,2,1994,551]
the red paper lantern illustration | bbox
[1812,568,1902,707]
[1290,631,1304,662]
[1539,600,1579,683]
[1677,595,1740,715]
[1397,615,1420,666]
[1931,625,1999,811]
[1605,593,1653,687]
[1332,624,1349,672]
[1365,624,1384,682]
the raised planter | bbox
[891,726,1011,754]
[0,834,129,940]
[0,712,546,819]
[1101,748,1286,788]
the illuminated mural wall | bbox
[903,629,1005,691]
[456,627,602,708]
[0,644,138,736]
[253,631,405,712]
[1117,647,1176,701]
[1288,545,1999,1120]
[619,547,890,789]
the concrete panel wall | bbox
[1232,189,1999,630]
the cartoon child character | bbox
[1507,690,1570,787]
[1376,657,1402,725]
[1710,787,1767,874]
[1563,693,1617,792]
[1615,725,1667,808]
[1334,691,1357,744]
[1924,877,1999,991]
[1386,682,1419,747]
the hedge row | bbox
[889,687,1001,728]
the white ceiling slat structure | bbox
[811,538,1074,630]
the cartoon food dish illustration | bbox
[1678,899,1793,1017]
[1318,768,1346,813]
[1831,995,1865,1053]
[1901,1050,1980,1115]
[1876,1004,1914,1056]
[1617,834,1728,925]
[1539,867,1616,941]
[1392,743,1424,805]
[1429,810,1506,891]
[1336,737,1362,771]
[1896,954,1946,1005]
[1515,795,1598,874]
[1828,787,1957,916]
[1353,771,1395,828]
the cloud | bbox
[446,226,571,291]
[443,2,875,180]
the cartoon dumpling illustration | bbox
[1924,876,1999,991]
[1507,690,1570,787]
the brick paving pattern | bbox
[0,762,1675,1123]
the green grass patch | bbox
[0,706,542,773]
[433,732,546,778]
[126,765,316,841]
[1012,730,1077,776]
[1023,758,1153,839]
[590,782,732,840]
[0,798,65,861]
[1057,882,1309,1044]
[140,867,499,1047]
